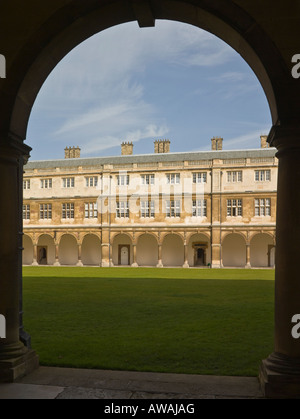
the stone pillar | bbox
[259,127,300,398]
[245,243,251,268]
[54,243,60,266]
[0,138,38,382]
[183,243,189,268]
[77,244,83,267]
[157,244,163,267]
[32,244,38,266]
[131,244,138,267]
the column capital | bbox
[0,132,32,164]
[268,124,300,157]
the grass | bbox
[22,266,275,377]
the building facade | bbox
[22,136,277,268]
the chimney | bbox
[64,146,81,159]
[154,140,170,153]
[121,142,133,155]
[260,135,269,148]
[211,137,223,151]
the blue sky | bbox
[26,20,272,161]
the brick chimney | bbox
[65,146,81,159]
[154,140,170,153]
[121,142,133,155]
[211,137,223,151]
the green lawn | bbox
[22,266,275,377]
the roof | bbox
[25,148,277,170]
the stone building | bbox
[22,136,277,269]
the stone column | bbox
[0,137,38,382]
[157,243,163,267]
[245,243,251,268]
[32,244,38,266]
[183,242,189,268]
[76,244,83,267]
[54,243,60,266]
[131,244,138,267]
[259,127,300,398]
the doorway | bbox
[118,245,130,266]
[193,243,207,266]
[37,246,47,265]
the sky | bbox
[26,20,272,161]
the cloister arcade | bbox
[22,230,275,269]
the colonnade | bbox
[22,230,275,268]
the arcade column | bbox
[259,126,300,398]
[0,137,39,382]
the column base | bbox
[156,260,163,268]
[131,263,138,267]
[182,262,189,268]
[259,352,300,398]
[76,261,83,267]
[53,261,60,266]
[0,345,39,383]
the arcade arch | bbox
[22,235,34,266]
[59,234,78,266]
[162,234,184,267]
[136,234,158,267]
[222,233,246,268]
[81,234,101,266]
[250,233,275,268]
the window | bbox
[140,200,155,218]
[255,170,271,182]
[166,173,180,184]
[85,202,98,218]
[23,205,30,220]
[227,199,242,216]
[62,177,75,188]
[62,203,74,219]
[85,176,98,187]
[39,204,52,219]
[192,200,207,217]
[193,172,207,183]
[40,178,52,189]
[255,198,271,216]
[117,174,129,186]
[116,201,129,218]
[166,200,180,217]
[23,180,30,190]
[141,174,155,185]
[227,171,243,182]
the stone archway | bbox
[187,233,211,267]
[112,233,133,266]
[250,233,275,268]
[37,234,55,266]
[162,234,184,267]
[136,234,158,267]
[58,234,78,266]
[222,233,246,268]
[81,234,101,266]
[22,235,34,265]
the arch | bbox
[23,234,34,265]
[37,234,56,265]
[112,233,133,266]
[136,234,158,266]
[6,0,289,145]
[222,233,246,267]
[187,233,211,267]
[58,234,78,266]
[81,234,101,266]
[162,234,184,267]
[250,233,275,268]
